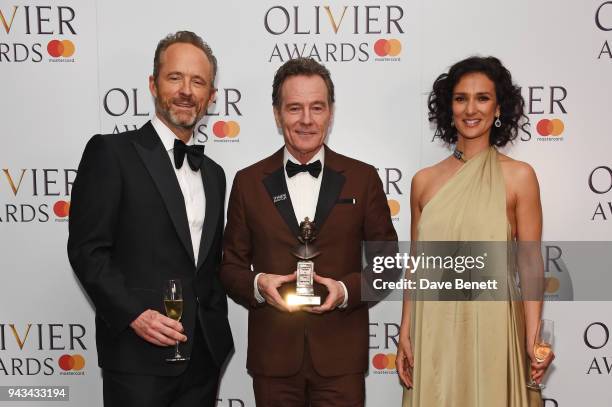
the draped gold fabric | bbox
[402,147,542,407]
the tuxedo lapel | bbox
[262,150,300,237]
[314,167,345,232]
[196,156,220,272]
[314,146,346,232]
[132,122,195,264]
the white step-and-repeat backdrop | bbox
[1,1,612,406]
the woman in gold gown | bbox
[397,56,554,406]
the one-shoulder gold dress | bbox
[402,147,542,407]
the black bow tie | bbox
[285,160,322,178]
[173,139,204,171]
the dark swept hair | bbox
[272,57,335,108]
[428,56,528,147]
[153,30,217,83]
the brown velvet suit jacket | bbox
[220,145,397,377]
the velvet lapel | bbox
[262,148,300,237]
[314,146,346,232]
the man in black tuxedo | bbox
[68,31,232,407]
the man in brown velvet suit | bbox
[220,57,397,406]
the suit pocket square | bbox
[336,198,356,205]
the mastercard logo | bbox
[372,353,396,370]
[47,39,76,58]
[58,354,85,371]
[545,277,560,294]
[387,199,400,216]
[374,39,402,57]
[536,118,564,137]
[53,200,70,218]
[213,120,240,138]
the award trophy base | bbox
[287,293,321,306]
[287,260,321,306]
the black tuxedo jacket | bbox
[67,121,233,376]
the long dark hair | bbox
[428,56,528,147]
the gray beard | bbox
[156,99,198,130]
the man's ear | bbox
[273,106,281,128]
[149,75,157,99]
[207,87,217,110]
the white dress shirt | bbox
[254,147,348,307]
[152,115,205,265]
[284,147,325,224]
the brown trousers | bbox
[252,342,365,407]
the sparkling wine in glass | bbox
[163,279,188,363]
[527,319,553,390]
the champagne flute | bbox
[527,319,553,390]
[163,279,188,363]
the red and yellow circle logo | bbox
[387,199,400,216]
[536,118,564,137]
[213,120,240,138]
[58,354,85,371]
[372,353,396,370]
[47,39,76,58]
[53,200,70,218]
[374,39,402,57]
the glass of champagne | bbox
[163,279,188,363]
[527,319,553,390]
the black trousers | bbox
[103,321,219,407]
